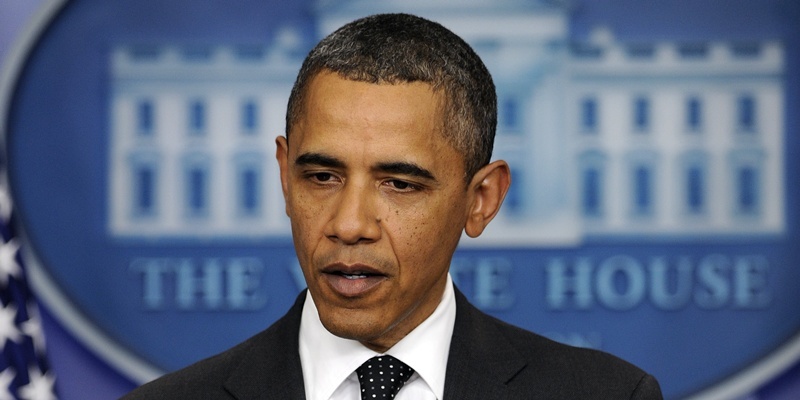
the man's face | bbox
[276,71,470,352]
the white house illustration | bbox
[107,0,785,244]
[566,27,784,237]
[108,29,302,238]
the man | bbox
[124,13,663,399]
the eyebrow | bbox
[294,152,345,169]
[295,152,437,182]
[374,161,437,182]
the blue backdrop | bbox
[2,1,800,399]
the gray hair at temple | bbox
[285,13,497,181]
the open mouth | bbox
[323,262,385,278]
[322,265,387,297]
[341,273,368,280]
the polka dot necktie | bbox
[356,355,414,399]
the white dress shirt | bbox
[299,275,457,400]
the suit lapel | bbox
[223,291,308,400]
[443,288,527,400]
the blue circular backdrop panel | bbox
[6,1,800,398]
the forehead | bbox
[288,72,470,182]
[292,72,447,149]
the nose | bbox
[325,181,381,245]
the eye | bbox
[313,172,333,182]
[304,171,340,186]
[385,179,420,192]
[390,180,409,189]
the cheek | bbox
[389,200,461,261]
[290,189,322,220]
[385,203,428,247]
[289,193,325,245]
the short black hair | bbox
[285,13,497,180]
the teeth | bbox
[343,273,367,279]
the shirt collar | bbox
[299,275,457,400]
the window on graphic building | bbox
[501,97,521,133]
[189,100,206,135]
[633,96,650,133]
[239,168,260,216]
[582,167,602,217]
[737,95,756,133]
[137,100,154,136]
[188,168,208,215]
[129,154,160,218]
[686,165,706,214]
[183,155,211,218]
[580,97,598,133]
[729,150,764,217]
[736,166,760,215]
[625,151,659,218]
[234,153,264,218]
[134,165,156,216]
[632,165,654,216]
[686,97,703,133]
[579,151,606,217]
[680,152,709,216]
[241,100,259,135]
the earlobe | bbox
[464,160,511,238]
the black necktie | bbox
[356,355,414,399]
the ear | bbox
[465,160,511,238]
[275,136,291,215]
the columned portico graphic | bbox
[568,28,784,237]
[108,1,784,243]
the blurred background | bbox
[2,1,800,399]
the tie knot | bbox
[356,355,414,399]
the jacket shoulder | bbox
[489,314,662,399]
[449,289,662,399]
[121,291,307,400]
[120,334,256,399]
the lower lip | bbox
[323,274,386,297]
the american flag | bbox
[0,175,57,399]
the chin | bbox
[320,312,384,342]
[326,323,378,342]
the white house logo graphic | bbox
[108,7,785,244]
[7,1,798,398]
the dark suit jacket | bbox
[123,288,663,399]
